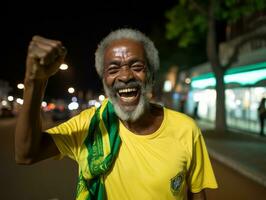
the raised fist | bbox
[26,35,67,80]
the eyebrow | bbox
[108,60,121,66]
[107,58,146,66]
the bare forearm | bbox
[15,35,66,164]
[15,78,47,164]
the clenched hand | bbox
[26,35,67,80]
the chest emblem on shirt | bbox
[170,171,184,195]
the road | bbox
[206,159,266,200]
[1,117,266,200]
[0,116,77,200]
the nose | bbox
[118,65,134,83]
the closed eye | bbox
[131,63,145,72]
[107,65,120,74]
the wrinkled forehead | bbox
[104,39,145,59]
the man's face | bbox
[103,39,151,121]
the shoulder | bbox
[78,106,97,119]
[164,107,201,141]
[164,107,198,129]
[47,106,97,134]
[73,106,97,128]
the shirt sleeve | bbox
[46,108,95,161]
[187,127,218,193]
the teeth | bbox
[118,88,137,93]
[120,96,135,102]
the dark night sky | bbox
[2,1,176,100]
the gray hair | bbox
[95,28,160,83]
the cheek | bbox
[104,75,115,87]
[136,71,147,82]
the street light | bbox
[68,87,75,94]
[16,98,24,105]
[17,83,24,90]
[1,100,7,106]
[163,80,172,92]
[99,95,105,102]
[68,102,79,110]
[8,96,14,101]
[59,63,68,70]
[95,102,101,108]
[41,101,47,107]
[185,78,191,84]
[72,97,78,102]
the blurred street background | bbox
[2,0,266,199]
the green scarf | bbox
[76,99,121,200]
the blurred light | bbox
[236,100,241,106]
[191,77,216,89]
[226,90,237,109]
[173,93,180,100]
[7,96,14,101]
[57,105,65,111]
[95,102,101,108]
[16,98,24,105]
[191,66,266,90]
[225,68,266,85]
[226,90,235,101]
[99,95,105,102]
[254,87,265,96]
[185,78,191,84]
[68,87,75,94]
[243,90,250,108]
[163,80,172,92]
[1,100,7,106]
[17,83,24,89]
[41,101,47,107]
[59,63,68,70]
[68,102,79,110]
[193,93,201,102]
[47,103,56,110]
[88,100,97,106]
[72,97,78,102]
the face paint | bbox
[102,39,152,121]
[113,47,129,58]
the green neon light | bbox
[225,68,266,85]
[191,62,266,89]
[191,77,215,89]
[226,61,266,75]
[192,72,214,81]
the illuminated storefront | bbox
[188,61,266,134]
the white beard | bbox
[103,81,151,122]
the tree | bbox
[165,0,266,132]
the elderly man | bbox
[15,28,217,200]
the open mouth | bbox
[117,87,140,104]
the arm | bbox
[188,190,206,200]
[15,36,66,165]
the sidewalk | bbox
[197,120,266,188]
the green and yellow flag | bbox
[76,99,121,200]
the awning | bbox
[191,61,266,89]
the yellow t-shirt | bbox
[47,106,218,200]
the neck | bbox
[121,103,163,135]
